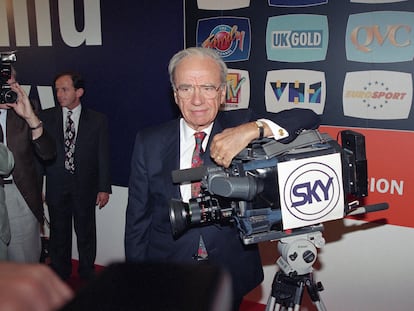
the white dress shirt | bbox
[62,105,81,141]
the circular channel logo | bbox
[282,161,341,222]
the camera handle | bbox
[266,230,327,311]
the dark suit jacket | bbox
[6,108,56,223]
[40,106,111,208]
[125,108,320,300]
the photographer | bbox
[125,47,320,310]
[0,66,56,263]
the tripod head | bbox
[277,229,325,277]
[267,226,327,311]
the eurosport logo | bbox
[266,14,328,62]
[346,11,414,63]
[196,0,250,10]
[197,17,251,62]
[343,71,412,120]
[268,0,327,6]
[221,69,250,111]
[278,153,344,230]
[265,69,325,114]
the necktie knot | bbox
[194,131,206,153]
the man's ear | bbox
[173,91,179,105]
[76,88,84,98]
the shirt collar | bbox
[180,118,213,144]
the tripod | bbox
[265,230,327,311]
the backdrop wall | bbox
[1,1,413,310]
[183,1,414,310]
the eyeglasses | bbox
[174,84,223,99]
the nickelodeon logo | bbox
[346,11,414,63]
[265,69,325,115]
[343,71,412,120]
[266,14,328,62]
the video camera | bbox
[0,51,18,104]
[170,129,388,245]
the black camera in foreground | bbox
[170,129,388,244]
[0,51,18,104]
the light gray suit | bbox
[0,143,14,260]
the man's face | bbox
[173,55,226,131]
[55,75,83,110]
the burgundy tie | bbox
[191,132,209,261]
[191,131,206,197]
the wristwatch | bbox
[255,120,264,140]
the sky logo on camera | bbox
[278,153,344,230]
[266,14,328,62]
[197,17,251,62]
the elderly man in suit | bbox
[125,47,320,310]
[1,78,56,263]
[39,72,111,281]
[0,142,14,260]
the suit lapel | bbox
[56,107,64,146]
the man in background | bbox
[39,72,111,281]
[1,76,56,263]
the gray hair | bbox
[168,47,228,88]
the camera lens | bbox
[0,87,17,104]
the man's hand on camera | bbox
[210,122,261,168]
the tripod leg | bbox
[265,295,276,311]
[305,276,326,311]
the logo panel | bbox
[278,153,344,230]
[265,69,325,114]
[350,0,407,3]
[197,0,250,10]
[268,0,327,6]
[197,17,251,62]
[266,14,328,62]
[346,11,414,63]
[343,71,412,120]
[221,69,250,111]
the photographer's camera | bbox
[0,51,18,104]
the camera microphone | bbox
[347,202,389,216]
[172,166,223,183]
[172,166,207,183]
